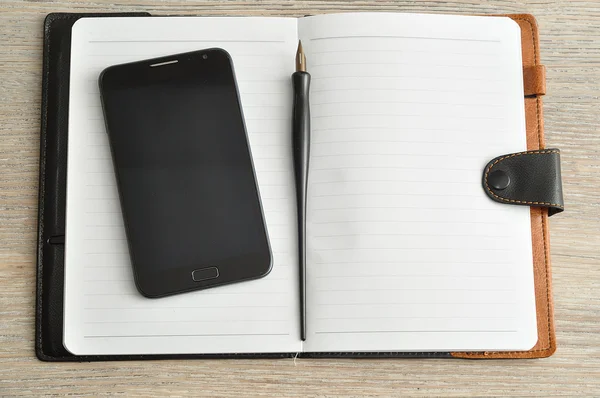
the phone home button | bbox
[191,267,219,282]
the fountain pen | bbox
[292,41,310,341]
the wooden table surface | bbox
[1,0,598,396]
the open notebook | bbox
[65,13,537,356]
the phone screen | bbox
[99,49,271,297]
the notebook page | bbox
[299,13,537,352]
[65,17,301,355]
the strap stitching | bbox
[484,149,563,208]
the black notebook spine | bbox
[36,12,151,362]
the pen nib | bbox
[295,40,306,72]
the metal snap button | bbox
[488,170,510,190]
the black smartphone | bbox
[99,49,272,298]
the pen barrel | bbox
[292,72,311,191]
[292,71,310,341]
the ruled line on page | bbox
[311,232,511,238]
[309,193,480,198]
[314,330,516,334]
[310,100,504,107]
[309,62,501,69]
[310,153,485,159]
[89,39,286,43]
[309,35,500,43]
[310,49,499,56]
[310,166,475,172]
[84,319,290,324]
[314,275,514,279]
[83,306,289,310]
[308,179,481,185]
[311,125,505,133]
[318,316,517,320]
[312,76,502,83]
[311,113,503,120]
[315,302,518,307]
[309,205,506,211]
[84,333,290,338]
[311,87,502,94]
[314,288,517,292]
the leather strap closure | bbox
[482,149,564,215]
[523,65,546,96]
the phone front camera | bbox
[202,54,208,60]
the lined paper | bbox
[299,13,537,352]
[65,17,301,355]
[66,14,538,355]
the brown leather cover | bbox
[452,14,556,359]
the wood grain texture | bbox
[0,0,598,396]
